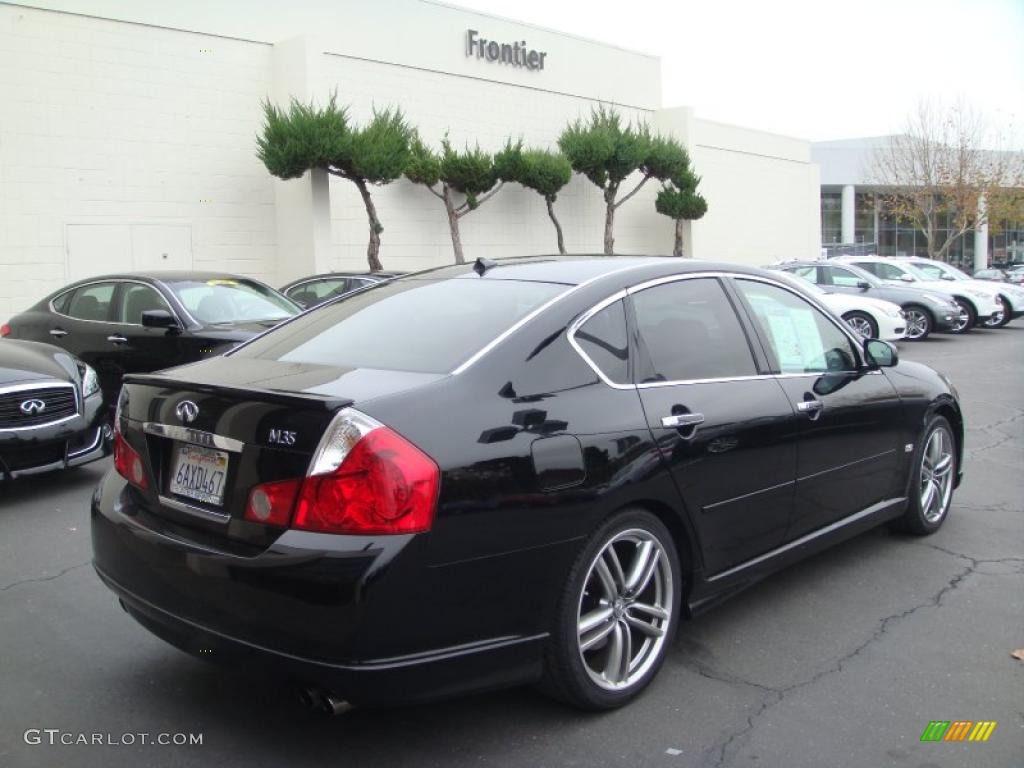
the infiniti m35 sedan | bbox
[92,256,963,711]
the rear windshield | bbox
[231,278,567,373]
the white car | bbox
[837,256,1002,333]
[901,258,1024,328]
[770,269,906,341]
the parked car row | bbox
[769,254,1024,341]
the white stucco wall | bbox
[0,0,820,319]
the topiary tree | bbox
[559,105,691,254]
[257,95,412,271]
[405,135,521,264]
[510,149,573,254]
[655,169,707,257]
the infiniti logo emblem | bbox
[20,398,46,415]
[175,400,199,424]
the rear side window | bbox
[573,300,629,384]
[65,282,116,321]
[233,278,566,374]
[286,278,351,306]
[631,278,757,382]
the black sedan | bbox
[0,339,110,479]
[92,256,963,712]
[2,272,300,407]
[280,271,403,308]
[772,260,961,340]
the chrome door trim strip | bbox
[142,422,245,453]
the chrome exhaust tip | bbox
[322,695,354,716]
[298,687,353,715]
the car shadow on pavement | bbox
[0,460,108,511]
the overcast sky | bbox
[449,0,1024,143]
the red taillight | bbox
[293,427,438,534]
[114,432,148,490]
[245,477,301,528]
[0,323,10,337]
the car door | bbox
[820,264,871,297]
[53,281,121,397]
[110,281,189,384]
[628,275,800,575]
[731,278,905,540]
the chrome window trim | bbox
[565,270,870,389]
[0,381,80,432]
[158,494,230,524]
[49,278,184,328]
[142,422,245,453]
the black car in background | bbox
[280,271,403,308]
[772,260,960,340]
[0,339,110,479]
[92,256,963,712]
[2,272,300,406]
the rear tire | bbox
[949,299,975,334]
[842,311,878,340]
[893,415,956,535]
[540,508,681,710]
[902,305,932,340]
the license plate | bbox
[169,443,229,506]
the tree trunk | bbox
[603,185,617,255]
[674,219,684,257]
[443,186,465,264]
[354,178,383,272]
[546,196,566,255]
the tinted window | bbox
[51,290,73,314]
[168,278,298,324]
[286,278,351,306]
[66,282,116,321]
[574,300,629,384]
[117,284,171,324]
[632,278,756,382]
[823,265,865,287]
[234,278,566,374]
[735,280,858,374]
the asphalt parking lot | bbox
[1,328,1022,768]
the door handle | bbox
[797,399,824,419]
[106,334,128,345]
[49,328,68,338]
[661,412,705,439]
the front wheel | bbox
[949,299,975,333]
[842,311,878,340]
[893,415,957,535]
[982,296,1010,328]
[540,509,681,710]
[903,305,932,340]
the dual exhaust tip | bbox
[298,687,353,716]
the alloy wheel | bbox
[983,297,1008,328]
[920,426,954,523]
[845,315,874,339]
[576,529,673,691]
[950,306,970,332]
[904,308,930,340]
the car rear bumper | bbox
[97,565,544,706]
[91,470,555,706]
[0,396,111,479]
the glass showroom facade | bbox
[820,190,1024,266]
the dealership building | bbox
[0,0,822,318]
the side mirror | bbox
[940,274,955,281]
[141,309,180,329]
[899,274,915,283]
[864,339,898,368]
[857,280,871,291]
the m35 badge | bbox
[268,429,297,446]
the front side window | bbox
[856,261,914,282]
[286,278,350,306]
[233,278,566,374]
[631,278,757,382]
[573,300,629,384]
[823,265,867,288]
[167,278,298,325]
[910,261,946,280]
[735,280,858,374]
[65,282,116,321]
[787,265,820,284]
[117,284,172,324]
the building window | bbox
[821,192,841,244]
[854,192,876,245]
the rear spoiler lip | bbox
[122,373,354,412]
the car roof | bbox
[396,255,777,286]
